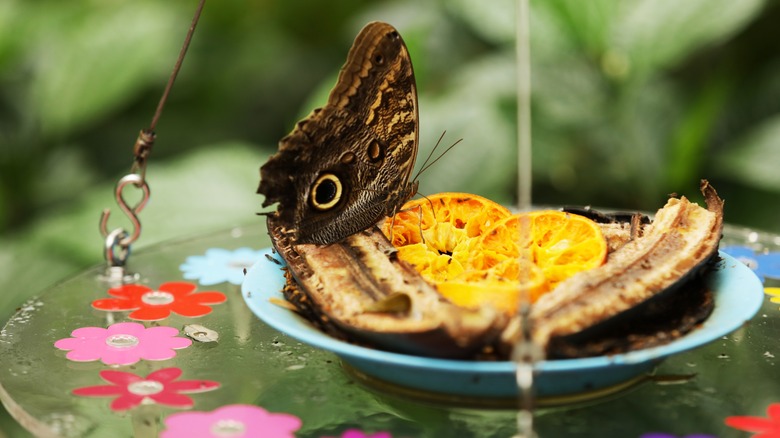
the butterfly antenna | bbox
[413,131,447,182]
[416,136,463,178]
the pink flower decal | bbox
[91,281,226,321]
[54,322,192,365]
[73,367,219,411]
[726,403,780,436]
[161,404,302,438]
[324,430,393,438]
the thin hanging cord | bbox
[516,0,532,211]
[150,0,206,132]
[131,0,207,179]
[102,0,207,271]
[514,1,537,437]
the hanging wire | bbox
[514,0,541,437]
[516,0,532,212]
[100,0,207,269]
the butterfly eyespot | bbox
[310,173,343,211]
[374,54,384,65]
[368,140,384,162]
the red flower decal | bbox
[92,281,226,321]
[726,403,780,437]
[72,367,219,411]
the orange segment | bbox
[471,210,608,297]
[381,193,511,283]
[383,194,607,315]
[436,263,547,315]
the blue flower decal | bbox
[721,245,780,282]
[180,247,264,285]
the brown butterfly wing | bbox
[258,22,419,245]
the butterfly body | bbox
[258,22,419,245]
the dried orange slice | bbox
[471,210,608,301]
[383,194,607,315]
[434,265,546,315]
[381,193,511,284]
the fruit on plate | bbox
[264,181,723,360]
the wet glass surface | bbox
[0,223,776,437]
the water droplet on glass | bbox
[735,256,758,270]
[211,419,245,437]
[141,291,175,306]
[228,260,253,270]
[42,412,95,438]
[127,380,164,396]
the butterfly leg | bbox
[415,203,425,245]
[391,203,426,245]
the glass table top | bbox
[0,221,778,437]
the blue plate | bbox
[242,250,763,400]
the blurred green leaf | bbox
[613,0,765,76]
[531,56,606,129]
[665,70,732,191]
[715,114,780,191]
[417,55,517,204]
[32,146,97,206]
[447,0,515,45]
[25,1,185,138]
[0,1,21,71]
[539,0,620,55]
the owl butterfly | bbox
[257,21,419,245]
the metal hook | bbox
[99,173,151,249]
[104,228,131,268]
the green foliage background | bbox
[1,0,780,434]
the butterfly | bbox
[257,21,419,245]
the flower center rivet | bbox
[141,291,175,306]
[105,334,139,348]
[127,380,164,396]
[211,419,246,437]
